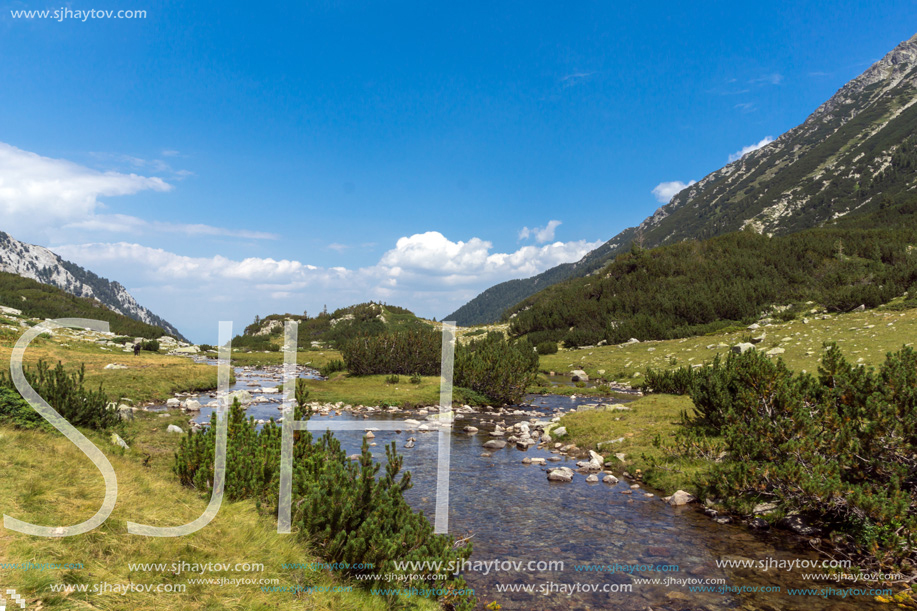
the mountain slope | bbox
[233,302,430,351]
[0,231,185,339]
[0,271,175,339]
[447,32,917,326]
[506,212,917,348]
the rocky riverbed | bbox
[141,365,890,611]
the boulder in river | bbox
[226,390,253,406]
[664,490,696,506]
[547,467,574,483]
[570,370,589,382]
[777,514,821,536]
[483,440,506,450]
[576,450,604,472]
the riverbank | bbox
[555,394,705,493]
[0,411,440,611]
[0,316,441,610]
[0,324,218,404]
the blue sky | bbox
[0,1,915,342]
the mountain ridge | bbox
[446,32,917,326]
[0,230,186,340]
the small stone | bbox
[731,343,756,354]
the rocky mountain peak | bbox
[0,230,185,340]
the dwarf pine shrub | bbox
[0,360,115,430]
[173,400,474,609]
[690,346,917,569]
[453,332,538,405]
[341,328,441,376]
[535,340,558,355]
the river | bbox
[183,364,886,611]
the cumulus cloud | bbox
[518,220,562,243]
[54,231,602,340]
[378,231,598,283]
[728,136,774,162]
[652,180,696,203]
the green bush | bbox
[294,378,310,410]
[319,358,346,377]
[536,340,558,355]
[140,339,160,352]
[385,374,400,384]
[341,328,441,376]
[173,400,474,609]
[409,373,422,384]
[689,345,917,569]
[0,360,116,431]
[454,332,538,405]
[341,329,539,405]
[642,364,699,395]
[0,387,42,429]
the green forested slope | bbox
[0,271,172,338]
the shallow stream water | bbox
[181,365,887,611]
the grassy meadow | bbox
[0,411,437,611]
[538,304,917,382]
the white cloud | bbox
[378,230,597,282]
[651,180,696,203]
[53,231,603,340]
[518,220,562,243]
[750,73,783,85]
[560,72,596,88]
[728,136,774,162]
[62,214,278,240]
[0,142,275,241]
[89,151,193,179]
[0,142,171,225]
[54,242,309,281]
